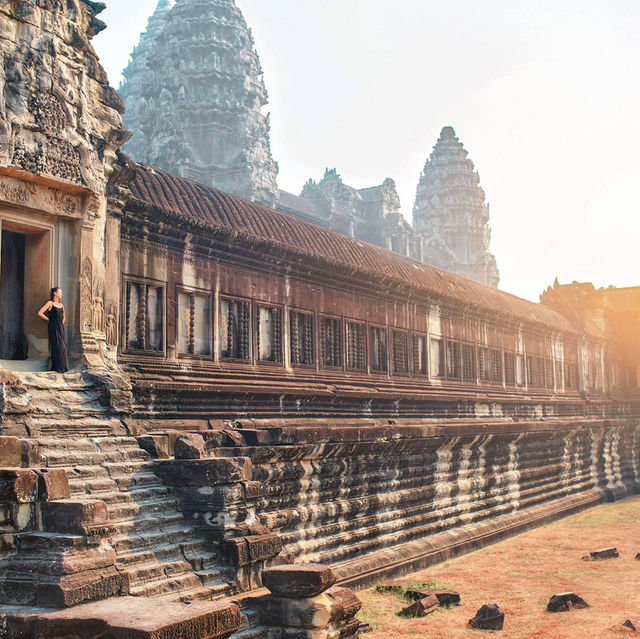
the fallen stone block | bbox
[254,586,361,629]
[0,469,38,502]
[174,433,206,459]
[36,469,70,501]
[432,589,461,607]
[547,592,589,612]
[0,437,22,467]
[468,604,505,630]
[403,587,460,607]
[399,594,439,618]
[263,564,337,598]
[589,547,619,560]
[41,499,109,535]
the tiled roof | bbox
[128,164,576,333]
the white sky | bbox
[93,0,640,302]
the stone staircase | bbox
[38,434,236,602]
[6,372,239,598]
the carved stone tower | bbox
[413,126,499,287]
[119,0,279,207]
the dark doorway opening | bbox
[0,230,27,360]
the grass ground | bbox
[357,496,640,638]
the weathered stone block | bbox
[469,603,505,630]
[36,565,130,608]
[590,547,619,560]
[20,597,242,639]
[256,587,361,629]
[547,592,588,612]
[37,469,70,501]
[247,533,283,563]
[157,457,253,486]
[399,594,439,618]
[263,564,337,599]
[0,437,22,467]
[174,433,206,459]
[136,435,170,459]
[222,429,246,447]
[0,469,38,503]
[21,440,42,467]
[41,499,109,535]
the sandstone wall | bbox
[184,417,640,587]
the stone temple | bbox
[0,1,638,638]
[120,0,499,287]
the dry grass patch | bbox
[358,496,640,638]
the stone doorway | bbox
[0,230,27,359]
[0,219,54,368]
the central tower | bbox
[119,0,279,206]
[413,126,499,287]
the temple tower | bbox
[413,126,499,287]
[119,0,279,206]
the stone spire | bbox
[119,0,279,207]
[413,126,499,287]
[119,0,175,161]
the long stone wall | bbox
[174,417,640,587]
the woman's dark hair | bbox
[50,287,60,301]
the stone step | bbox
[109,511,187,536]
[106,496,183,522]
[128,571,206,599]
[69,478,118,496]
[110,524,201,553]
[116,540,212,568]
[125,558,195,586]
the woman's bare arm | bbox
[38,301,52,322]
[62,306,66,325]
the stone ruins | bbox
[0,1,638,638]
[120,0,499,287]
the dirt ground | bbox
[357,496,640,638]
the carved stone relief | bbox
[80,257,93,332]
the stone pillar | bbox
[255,564,362,639]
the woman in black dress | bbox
[38,287,69,373]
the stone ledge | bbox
[1,597,241,639]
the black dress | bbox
[47,304,69,373]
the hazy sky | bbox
[93,0,640,302]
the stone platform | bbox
[0,597,241,639]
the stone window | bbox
[219,297,250,360]
[346,321,366,370]
[516,354,525,386]
[430,337,445,378]
[446,340,461,379]
[478,347,490,382]
[319,316,342,367]
[545,359,554,389]
[504,352,516,385]
[370,326,388,372]
[256,304,283,363]
[125,279,164,352]
[392,330,409,375]
[412,335,428,375]
[490,349,503,383]
[290,310,314,366]
[555,359,563,390]
[177,290,212,356]
[462,343,476,382]
[565,362,578,389]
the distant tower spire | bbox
[118,0,279,207]
[119,0,175,155]
[413,126,499,287]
